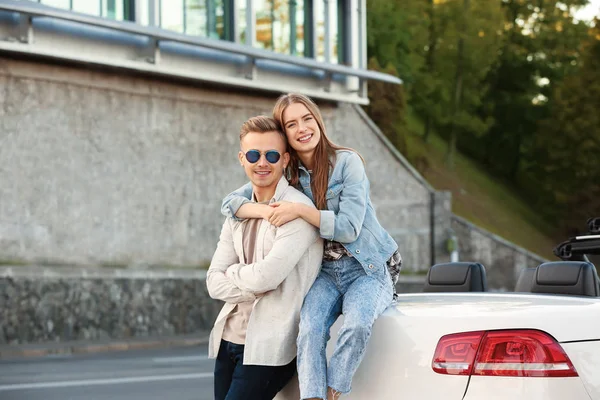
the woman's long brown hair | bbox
[272,93,362,210]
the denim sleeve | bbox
[221,182,253,221]
[324,152,368,243]
[319,210,335,240]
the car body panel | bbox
[343,293,600,399]
[562,341,600,400]
[463,376,591,400]
[391,293,600,342]
[276,292,600,399]
[337,305,470,400]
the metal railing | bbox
[0,0,402,86]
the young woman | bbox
[221,93,401,400]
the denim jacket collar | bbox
[298,162,311,176]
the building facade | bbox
[1,0,398,104]
[0,0,450,272]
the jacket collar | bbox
[251,176,289,205]
[298,163,310,175]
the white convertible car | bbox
[277,219,600,399]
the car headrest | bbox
[514,267,536,292]
[530,261,600,297]
[423,262,488,292]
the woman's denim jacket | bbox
[221,150,399,276]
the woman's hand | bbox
[259,204,275,221]
[268,201,300,227]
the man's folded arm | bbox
[227,219,320,293]
[206,219,256,303]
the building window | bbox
[38,0,134,21]
[253,0,306,56]
[313,0,344,64]
[35,0,346,60]
[141,0,230,39]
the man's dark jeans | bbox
[214,340,297,400]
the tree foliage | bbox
[363,58,408,154]
[529,21,600,233]
[365,0,597,234]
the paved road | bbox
[0,345,214,400]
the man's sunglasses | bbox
[244,150,281,164]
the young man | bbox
[207,116,323,400]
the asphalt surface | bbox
[0,345,214,400]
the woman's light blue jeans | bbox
[297,256,393,399]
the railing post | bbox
[17,13,33,44]
[141,37,160,64]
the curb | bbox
[0,333,210,360]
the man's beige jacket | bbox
[207,177,323,366]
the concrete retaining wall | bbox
[452,215,547,291]
[0,57,440,272]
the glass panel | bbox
[293,0,305,56]
[72,0,100,16]
[186,0,207,36]
[161,0,185,33]
[255,0,274,51]
[314,0,338,63]
[137,0,149,25]
[203,0,226,39]
[137,0,158,26]
[102,0,127,20]
[237,0,247,44]
[155,1,226,38]
[272,0,290,53]
[213,0,226,39]
[254,0,305,55]
[40,0,71,10]
[330,0,339,64]
[39,0,132,21]
[314,0,325,61]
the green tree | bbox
[528,22,600,233]
[477,0,589,181]
[366,0,427,87]
[445,0,470,166]
[412,0,452,143]
[426,0,503,167]
[366,0,428,154]
[364,58,408,154]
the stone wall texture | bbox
[452,215,548,291]
[0,57,439,272]
[0,266,221,345]
[0,266,425,345]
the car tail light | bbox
[432,329,578,378]
[432,331,484,375]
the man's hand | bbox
[268,201,300,227]
[226,266,267,298]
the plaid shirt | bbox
[324,240,402,298]
[323,240,353,261]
